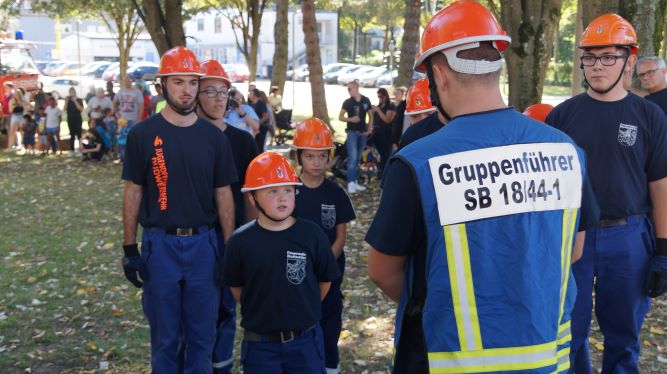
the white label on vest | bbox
[428,143,582,226]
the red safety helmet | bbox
[414,0,511,73]
[242,152,302,192]
[579,13,639,55]
[292,118,334,150]
[522,103,554,123]
[200,60,231,88]
[405,78,436,116]
[156,46,204,77]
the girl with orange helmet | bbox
[292,118,356,373]
[223,151,340,373]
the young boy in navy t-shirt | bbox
[292,117,356,373]
[223,151,340,373]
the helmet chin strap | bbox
[252,192,292,223]
[161,77,198,116]
[582,54,629,95]
[425,59,452,122]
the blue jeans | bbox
[346,130,367,183]
[569,215,652,374]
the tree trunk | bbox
[248,1,264,81]
[134,0,186,56]
[571,0,584,96]
[396,0,420,88]
[353,20,358,64]
[271,0,289,94]
[580,0,619,26]
[500,0,563,111]
[663,11,667,60]
[301,0,332,129]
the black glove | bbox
[122,244,145,288]
[645,238,667,298]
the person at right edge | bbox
[366,1,600,373]
[547,13,667,374]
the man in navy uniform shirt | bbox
[196,59,259,373]
[121,46,237,372]
[548,14,667,374]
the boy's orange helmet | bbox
[405,78,436,116]
[200,60,231,88]
[156,46,204,77]
[522,103,554,123]
[579,13,639,55]
[414,0,511,72]
[242,152,302,192]
[292,118,334,150]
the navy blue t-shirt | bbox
[122,114,237,228]
[644,88,667,115]
[398,111,444,151]
[341,95,372,132]
[223,219,340,333]
[222,123,259,227]
[547,92,667,219]
[294,178,356,273]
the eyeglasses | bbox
[199,89,229,99]
[638,68,659,79]
[580,54,627,67]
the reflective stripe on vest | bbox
[431,213,577,373]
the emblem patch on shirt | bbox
[321,204,336,230]
[286,251,307,285]
[618,123,637,147]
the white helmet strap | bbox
[441,42,503,75]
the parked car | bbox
[102,62,139,81]
[43,61,71,76]
[323,63,354,76]
[286,64,308,81]
[44,78,87,99]
[51,62,85,76]
[337,65,377,85]
[35,61,49,74]
[295,67,311,81]
[323,65,361,84]
[358,66,389,87]
[82,61,111,78]
[376,70,426,86]
[126,62,159,80]
[222,64,250,82]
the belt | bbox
[244,324,316,343]
[597,217,628,228]
[164,224,214,237]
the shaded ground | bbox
[0,152,665,373]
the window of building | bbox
[197,19,204,31]
[215,17,222,33]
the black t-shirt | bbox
[66,98,84,121]
[645,88,667,115]
[547,92,667,219]
[121,114,237,228]
[294,178,356,273]
[250,99,268,126]
[398,112,444,151]
[222,123,259,227]
[223,219,341,333]
[341,95,372,132]
[391,100,407,145]
[373,101,397,137]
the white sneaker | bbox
[347,181,357,194]
[354,181,367,191]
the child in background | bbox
[291,118,356,373]
[117,117,129,162]
[81,118,110,161]
[44,96,62,155]
[21,113,36,155]
[102,108,117,158]
[35,107,47,155]
[223,152,340,373]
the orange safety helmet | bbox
[405,78,436,116]
[200,60,231,88]
[414,0,511,73]
[579,13,639,55]
[156,46,204,77]
[242,152,302,192]
[522,103,554,123]
[292,117,334,150]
